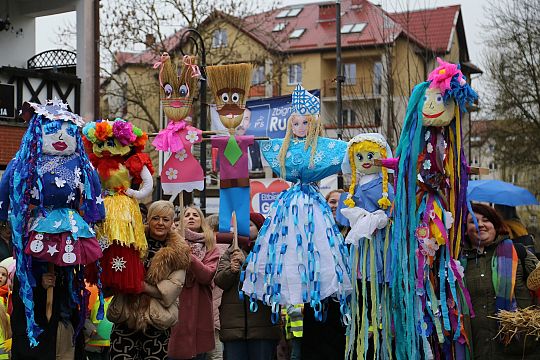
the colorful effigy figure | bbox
[0,100,105,346]
[241,85,352,323]
[82,119,153,294]
[340,133,394,360]
[390,58,477,359]
[206,63,254,237]
[152,53,204,195]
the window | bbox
[276,7,303,18]
[276,9,290,18]
[288,63,302,85]
[287,8,303,17]
[341,23,366,34]
[373,61,383,95]
[343,63,356,85]
[489,162,497,170]
[252,65,265,85]
[351,23,366,33]
[289,28,305,39]
[273,22,286,32]
[341,24,354,33]
[342,109,356,127]
[212,29,228,48]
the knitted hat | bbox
[250,212,265,231]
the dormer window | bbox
[341,23,367,34]
[289,28,305,39]
[273,22,286,32]
[287,8,303,17]
[212,29,228,48]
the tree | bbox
[483,0,540,170]
[57,0,282,133]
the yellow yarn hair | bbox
[278,114,322,179]
[345,140,391,209]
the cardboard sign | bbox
[250,178,290,215]
[0,84,15,119]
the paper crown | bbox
[291,84,320,115]
[24,98,84,127]
[341,133,393,174]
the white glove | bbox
[341,208,388,245]
[125,166,153,201]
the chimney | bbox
[318,4,336,21]
[145,34,155,48]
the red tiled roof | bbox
[115,0,461,66]
[389,5,460,53]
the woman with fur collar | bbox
[107,200,191,360]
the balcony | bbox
[322,76,382,100]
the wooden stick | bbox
[178,191,185,238]
[232,211,239,250]
[46,263,54,322]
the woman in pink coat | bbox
[168,206,220,360]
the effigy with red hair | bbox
[82,118,154,294]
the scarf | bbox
[492,238,518,312]
[185,228,206,261]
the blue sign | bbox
[245,89,320,139]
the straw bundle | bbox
[488,306,540,344]
[206,63,253,108]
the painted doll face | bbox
[291,115,309,138]
[92,137,130,158]
[159,56,196,122]
[215,87,247,130]
[422,88,455,127]
[42,121,77,155]
[353,149,382,175]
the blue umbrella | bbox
[467,180,539,206]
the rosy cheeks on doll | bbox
[291,116,309,138]
[354,150,382,175]
[421,88,455,127]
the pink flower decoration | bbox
[427,57,463,94]
[112,120,136,146]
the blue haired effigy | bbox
[8,100,102,346]
[390,59,475,359]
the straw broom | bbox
[488,306,540,344]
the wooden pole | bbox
[46,263,54,322]
[232,211,239,250]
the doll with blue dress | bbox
[338,133,394,360]
[241,85,352,324]
[0,100,105,348]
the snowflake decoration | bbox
[31,187,40,200]
[74,166,82,178]
[328,141,336,149]
[165,168,178,180]
[111,256,127,272]
[423,160,431,170]
[66,192,75,203]
[262,141,272,152]
[175,149,188,161]
[273,144,280,152]
[271,158,280,169]
[286,151,292,159]
[55,177,66,188]
[331,157,340,166]
[314,151,323,164]
[290,169,300,178]
[425,131,431,142]
[426,143,433,154]
[53,220,62,228]
[186,130,199,143]
[95,194,104,204]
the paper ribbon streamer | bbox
[153,53,171,87]
[183,55,204,80]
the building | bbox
[105,0,481,205]
[109,0,480,145]
[0,0,99,174]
